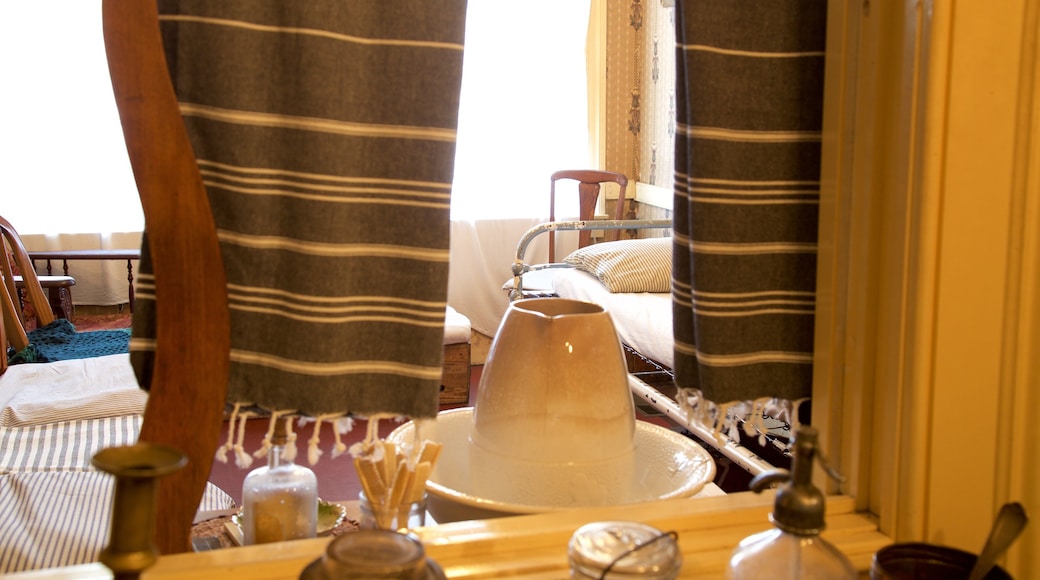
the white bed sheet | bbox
[553,268,674,369]
[0,354,145,428]
[444,306,471,345]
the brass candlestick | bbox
[92,443,187,580]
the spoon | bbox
[967,501,1028,580]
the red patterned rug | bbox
[71,313,133,331]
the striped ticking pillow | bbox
[563,237,672,293]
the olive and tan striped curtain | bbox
[131,1,467,421]
[671,1,828,408]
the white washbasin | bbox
[386,407,716,523]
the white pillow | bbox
[563,237,672,293]
[0,354,146,427]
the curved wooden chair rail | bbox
[102,1,231,555]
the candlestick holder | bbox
[92,443,187,580]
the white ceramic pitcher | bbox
[468,298,636,506]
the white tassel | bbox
[674,386,813,458]
[254,409,292,459]
[307,414,339,465]
[347,414,398,460]
[750,397,774,447]
[214,402,242,464]
[740,400,759,438]
[307,419,323,465]
[282,417,299,463]
[233,411,256,469]
[715,401,737,444]
[330,417,354,459]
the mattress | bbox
[552,268,673,369]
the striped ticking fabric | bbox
[0,417,234,574]
[564,237,672,293]
[671,1,827,404]
[131,2,467,420]
[0,415,141,473]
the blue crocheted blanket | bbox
[7,319,130,365]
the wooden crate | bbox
[440,342,471,404]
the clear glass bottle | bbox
[726,426,857,580]
[241,419,318,544]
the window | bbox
[1,1,143,235]
[450,0,592,220]
[3,1,591,229]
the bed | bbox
[509,220,793,480]
[0,354,236,574]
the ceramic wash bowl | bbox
[386,407,716,523]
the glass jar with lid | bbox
[568,521,681,579]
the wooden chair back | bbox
[548,169,628,262]
[0,264,29,355]
[0,216,57,337]
[0,243,26,359]
[103,1,231,555]
[0,285,5,376]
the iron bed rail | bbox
[508,219,672,301]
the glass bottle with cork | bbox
[241,417,318,544]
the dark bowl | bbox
[871,542,1012,580]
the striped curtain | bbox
[131,1,467,421]
[671,1,827,409]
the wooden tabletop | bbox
[3,493,890,579]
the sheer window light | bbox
[3,2,589,231]
[450,1,592,220]
[1,1,143,236]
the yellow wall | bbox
[817,0,1039,574]
[590,2,1039,574]
[913,1,1039,567]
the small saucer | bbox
[232,499,346,538]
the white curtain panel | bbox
[450,0,592,221]
[448,1,592,335]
